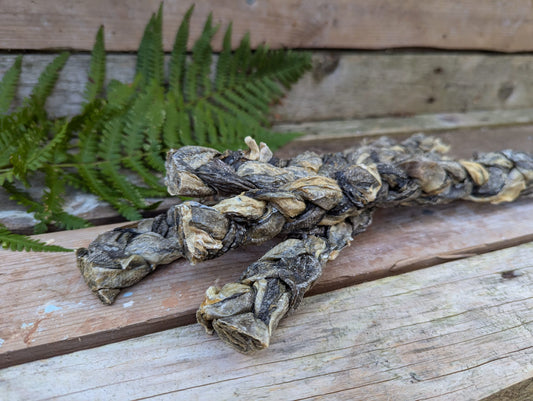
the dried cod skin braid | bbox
[165,134,532,207]
[165,134,451,199]
[196,211,373,353]
[193,136,531,352]
[76,134,532,304]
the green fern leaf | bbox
[25,120,70,172]
[101,162,147,209]
[0,223,72,252]
[0,55,22,114]
[0,6,312,252]
[123,156,166,194]
[105,79,138,112]
[42,167,91,230]
[169,5,194,96]
[184,13,218,102]
[30,52,69,108]
[163,95,193,147]
[77,163,142,221]
[52,212,92,231]
[84,26,106,104]
[2,181,45,216]
[136,4,164,86]
[215,23,233,91]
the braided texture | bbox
[76,133,532,339]
[197,212,372,352]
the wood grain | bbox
[5,53,533,121]
[2,243,532,400]
[2,1,533,52]
[1,199,532,369]
[276,116,533,159]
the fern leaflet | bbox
[0,223,72,252]
[0,55,22,114]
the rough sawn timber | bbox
[0,198,532,369]
[2,0,533,52]
[1,243,532,400]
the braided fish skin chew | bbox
[166,134,532,205]
[197,211,372,353]
[76,134,532,305]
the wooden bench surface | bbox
[2,2,533,399]
[1,242,532,400]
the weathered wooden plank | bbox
[5,53,533,121]
[275,109,533,144]
[2,243,532,400]
[276,115,533,159]
[277,53,533,122]
[1,199,532,369]
[2,1,533,52]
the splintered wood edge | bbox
[1,243,532,400]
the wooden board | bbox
[5,53,533,121]
[276,116,533,159]
[1,198,532,369]
[2,1,533,52]
[2,242,532,400]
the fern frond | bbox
[52,212,92,231]
[3,181,44,215]
[8,119,69,185]
[0,6,311,252]
[0,223,72,252]
[77,163,142,221]
[99,118,147,207]
[30,52,69,108]
[163,95,194,147]
[25,120,70,173]
[75,117,143,220]
[105,79,139,112]
[0,55,22,114]
[215,23,233,91]
[123,156,166,194]
[42,166,91,231]
[84,26,106,104]
[184,13,218,103]
[169,5,194,96]
[136,4,164,86]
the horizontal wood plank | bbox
[276,115,533,159]
[2,243,532,400]
[5,52,533,121]
[0,198,532,368]
[2,1,533,52]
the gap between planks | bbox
[1,242,532,400]
[0,199,532,369]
